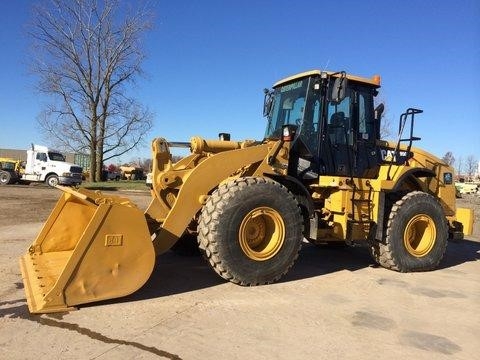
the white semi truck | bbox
[22,144,83,187]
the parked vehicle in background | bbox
[107,171,121,181]
[119,165,145,180]
[0,158,23,185]
[0,145,83,187]
[101,169,121,181]
[455,181,479,195]
[146,172,152,188]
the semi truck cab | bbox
[23,144,83,187]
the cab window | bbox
[357,91,375,142]
[327,89,352,145]
[36,153,47,162]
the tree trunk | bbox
[89,148,96,182]
[95,145,103,182]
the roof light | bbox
[372,75,381,85]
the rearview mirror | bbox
[375,103,385,121]
[263,89,274,117]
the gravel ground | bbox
[0,185,478,360]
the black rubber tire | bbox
[197,177,303,285]
[46,174,59,187]
[370,191,448,272]
[0,171,11,185]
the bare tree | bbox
[442,151,455,166]
[30,0,154,181]
[456,156,464,178]
[465,155,478,181]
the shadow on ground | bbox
[438,238,480,269]
[6,238,478,315]
[126,238,480,302]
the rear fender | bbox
[391,168,435,192]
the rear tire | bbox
[197,177,303,285]
[0,170,11,185]
[370,191,448,272]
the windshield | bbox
[264,78,310,139]
[48,152,65,162]
[1,161,15,170]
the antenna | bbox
[321,59,330,74]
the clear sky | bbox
[0,0,479,166]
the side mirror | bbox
[328,74,348,104]
[263,89,274,117]
[374,103,385,140]
[374,103,385,121]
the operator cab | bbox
[264,70,383,180]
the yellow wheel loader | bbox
[0,158,22,185]
[20,70,475,313]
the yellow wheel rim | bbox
[403,214,436,257]
[239,207,285,261]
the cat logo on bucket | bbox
[105,234,123,246]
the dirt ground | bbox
[0,185,479,359]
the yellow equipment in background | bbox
[0,157,23,185]
[20,70,475,313]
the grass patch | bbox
[81,180,150,191]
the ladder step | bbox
[348,220,373,225]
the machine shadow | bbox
[95,238,480,308]
[112,243,376,306]
[282,243,374,283]
[438,238,480,269]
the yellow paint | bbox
[238,207,285,261]
[20,187,155,313]
[455,207,474,236]
[403,214,437,257]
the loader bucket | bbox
[19,186,155,314]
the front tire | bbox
[198,177,303,285]
[370,191,448,272]
[46,174,59,187]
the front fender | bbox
[151,143,271,255]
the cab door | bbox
[323,87,354,176]
[352,87,380,178]
[321,85,380,178]
[33,152,48,175]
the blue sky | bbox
[0,0,479,166]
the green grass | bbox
[80,180,150,191]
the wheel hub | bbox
[404,214,436,257]
[239,207,285,261]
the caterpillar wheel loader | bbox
[20,70,474,313]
